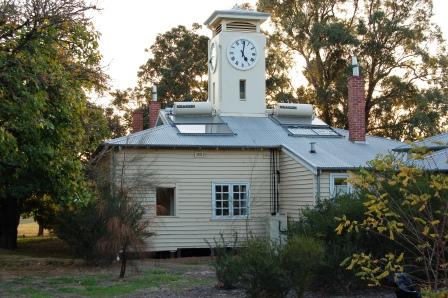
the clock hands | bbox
[241,41,249,62]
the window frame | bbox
[155,185,177,217]
[239,79,246,100]
[211,182,250,220]
[329,173,352,199]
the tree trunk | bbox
[119,249,127,278]
[37,224,44,237]
[0,198,19,249]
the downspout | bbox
[316,168,321,204]
[270,149,275,215]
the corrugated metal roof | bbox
[394,132,448,152]
[104,111,404,171]
[409,148,448,172]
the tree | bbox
[95,144,153,278]
[336,154,448,290]
[257,0,448,140]
[0,0,108,249]
[137,24,209,107]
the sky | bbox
[91,0,448,105]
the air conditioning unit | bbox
[172,102,213,116]
[274,103,314,118]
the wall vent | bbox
[194,152,204,158]
[215,24,222,35]
[226,21,256,32]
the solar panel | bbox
[288,127,317,136]
[176,124,234,135]
[167,114,234,135]
[314,128,339,136]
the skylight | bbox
[270,115,341,138]
[168,115,234,136]
[287,126,340,137]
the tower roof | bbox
[204,8,270,28]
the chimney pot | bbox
[149,85,161,128]
[310,142,316,153]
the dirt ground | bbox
[0,255,395,298]
[0,237,396,297]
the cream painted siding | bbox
[319,172,331,200]
[112,148,271,252]
[279,151,316,221]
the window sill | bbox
[210,216,250,221]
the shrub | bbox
[238,238,290,298]
[224,236,325,298]
[210,234,242,289]
[289,194,395,292]
[281,236,324,297]
[337,156,448,289]
[53,200,107,261]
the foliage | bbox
[257,0,448,140]
[337,154,448,290]
[237,238,291,298]
[95,150,154,278]
[281,236,324,297]
[210,233,242,289]
[137,24,209,106]
[212,236,324,298]
[289,194,386,292]
[53,199,107,261]
[0,0,110,249]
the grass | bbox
[1,268,215,297]
[0,235,216,297]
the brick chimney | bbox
[348,56,366,143]
[149,85,160,128]
[132,111,144,133]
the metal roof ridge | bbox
[105,124,171,144]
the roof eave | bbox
[204,10,270,27]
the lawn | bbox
[0,237,229,298]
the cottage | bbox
[95,8,404,253]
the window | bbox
[330,173,352,198]
[212,82,216,104]
[239,80,246,100]
[156,187,175,216]
[212,183,249,218]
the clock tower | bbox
[204,8,270,117]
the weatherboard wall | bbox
[111,148,275,252]
[278,151,316,220]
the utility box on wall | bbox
[267,213,287,245]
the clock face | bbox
[227,38,258,70]
[209,42,217,72]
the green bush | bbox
[238,238,290,298]
[214,236,324,298]
[289,194,395,292]
[210,234,242,289]
[53,200,107,261]
[281,236,324,297]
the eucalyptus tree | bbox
[258,0,448,140]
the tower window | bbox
[239,80,246,100]
[212,82,216,104]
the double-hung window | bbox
[330,173,352,198]
[212,183,249,218]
